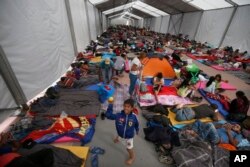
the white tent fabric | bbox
[102,14,107,32]
[168,14,182,35]
[69,0,90,51]
[222,5,250,52]
[159,16,170,34]
[151,17,162,32]
[179,12,202,39]
[95,7,102,36]
[111,18,132,26]
[87,1,97,40]
[195,8,234,47]
[0,0,75,101]
[0,74,16,109]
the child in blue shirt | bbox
[106,99,139,165]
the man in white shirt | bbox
[129,52,146,97]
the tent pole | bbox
[194,11,204,40]
[84,0,92,42]
[64,0,78,55]
[167,15,172,34]
[159,16,163,33]
[178,13,184,34]
[99,11,103,34]
[0,46,27,106]
[218,6,238,47]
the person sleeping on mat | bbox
[184,121,243,146]
[172,103,219,122]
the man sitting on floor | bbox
[172,104,219,122]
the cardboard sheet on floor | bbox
[195,81,236,90]
[56,146,89,167]
[198,89,228,117]
[167,108,212,126]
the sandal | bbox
[90,147,105,155]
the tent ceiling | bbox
[108,12,141,20]
[97,0,201,15]
[95,0,250,17]
[107,9,151,19]
[107,10,142,20]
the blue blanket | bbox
[145,78,173,86]
[198,89,229,117]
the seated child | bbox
[105,99,139,165]
[215,74,228,92]
[153,72,164,95]
[177,79,202,102]
[114,53,126,76]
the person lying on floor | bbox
[227,91,249,122]
[105,99,139,165]
[184,121,243,146]
[172,103,219,122]
[57,76,86,89]
[153,72,164,95]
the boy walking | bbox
[106,99,139,165]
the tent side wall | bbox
[222,5,250,52]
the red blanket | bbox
[140,85,178,96]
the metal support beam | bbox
[159,16,163,33]
[0,46,27,107]
[64,0,78,55]
[219,6,238,47]
[194,11,204,40]
[178,13,184,34]
[167,15,172,34]
[84,0,92,41]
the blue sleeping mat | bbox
[145,78,173,86]
[198,89,228,117]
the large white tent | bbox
[0,0,250,127]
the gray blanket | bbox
[171,132,229,167]
[40,91,100,116]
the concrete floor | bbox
[54,53,250,167]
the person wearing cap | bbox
[100,58,114,84]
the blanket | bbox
[171,133,229,167]
[145,78,173,86]
[138,94,193,107]
[198,89,228,117]
[21,115,96,145]
[18,144,83,167]
[33,91,100,116]
[195,81,236,90]
[211,65,240,71]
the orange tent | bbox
[142,58,176,78]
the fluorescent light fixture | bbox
[183,0,232,10]
[89,0,109,5]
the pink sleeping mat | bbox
[54,136,79,143]
[196,81,236,90]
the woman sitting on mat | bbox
[153,72,164,95]
[204,76,216,94]
[228,91,249,122]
